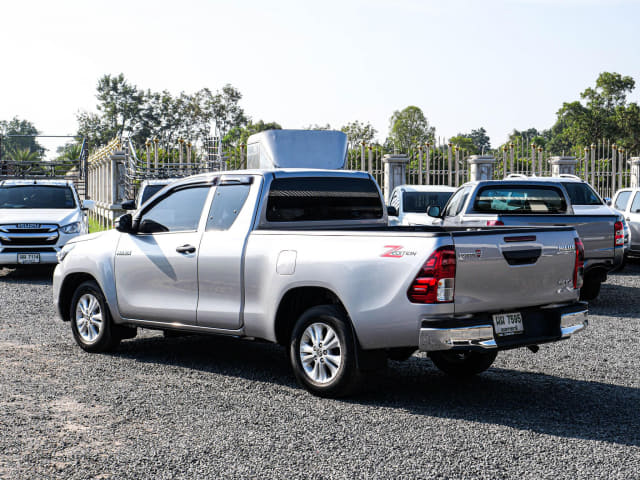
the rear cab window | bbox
[561,182,603,206]
[473,185,567,214]
[266,177,383,222]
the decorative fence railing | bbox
[82,134,639,229]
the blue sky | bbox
[2,0,640,153]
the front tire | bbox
[289,305,362,397]
[70,280,120,352]
[429,350,498,377]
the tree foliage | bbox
[449,127,491,154]
[0,117,43,159]
[341,120,377,149]
[388,106,435,152]
[548,72,640,153]
[77,74,248,150]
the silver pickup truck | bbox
[428,176,624,300]
[53,170,587,397]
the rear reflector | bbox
[408,246,456,303]
[574,238,584,289]
[614,221,624,247]
[487,220,504,226]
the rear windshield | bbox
[0,185,76,209]
[473,186,567,214]
[403,191,453,213]
[139,184,167,206]
[561,182,602,206]
[266,177,383,222]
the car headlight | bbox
[60,222,82,234]
[57,244,75,262]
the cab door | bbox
[197,175,259,330]
[114,184,212,324]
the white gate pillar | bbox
[467,155,496,181]
[549,156,577,176]
[629,157,640,188]
[382,154,409,203]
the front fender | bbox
[53,230,124,323]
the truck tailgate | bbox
[452,227,579,314]
[491,214,617,262]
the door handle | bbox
[626,217,631,222]
[176,244,196,254]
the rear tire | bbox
[289,305,362,397]
[430,350,498,377]
[70,280,121,352]
[579,277,601,301]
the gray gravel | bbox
[1,264,639,479]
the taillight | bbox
[408,246,456,303]
[487,220,504,226]
[614,220,624,247]
[574,238,584,289]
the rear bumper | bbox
[419,302,588,352]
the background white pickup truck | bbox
[0,179,94,266]
[53,170,587,397]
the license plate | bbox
[493,312,524,336]
[17,253,40,264]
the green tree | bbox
[1,117,43,159]
[549,72,640,152]
[448,135,477,154]
[95,73,143,139]
[388,106,435,152]
[224,120,282,146]
[340,120,377,149]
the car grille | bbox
[1,247,57,253]
[0,224,59,246]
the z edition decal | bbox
[380,245,417,258]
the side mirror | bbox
[121,199,136,210]
[138,218,169,234]
[81,199,96,211]
[604,197,612,206]
[427,205,441,218]
[387,205,398,217]
[115,213,134,233]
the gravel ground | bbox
[1,264,639,480]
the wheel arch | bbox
[58,273,102,322]
[274,286,351,346]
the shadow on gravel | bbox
[113,334,640,448]
[590,283,640,316]
[0,266,55,285]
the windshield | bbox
[561,182,603,206]
[0,185,76,209]
[403,191,453,213]
[139,184,167,206]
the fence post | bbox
[453,146,460,186]
[611,144,617,195]
[467,155,495,181]
[425,143,431,185]
[153,138,159,170]
[630,157,640,188]
[447,143,453,186]
[531,143,536,175]
[382,154,409,203]
[549,156,577,176]
[368,145,373,176]
[618,147,625,188]
[418,145,423,185]
[509,143,515,173]
[590,143,596,186]
[178,138,184,166]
